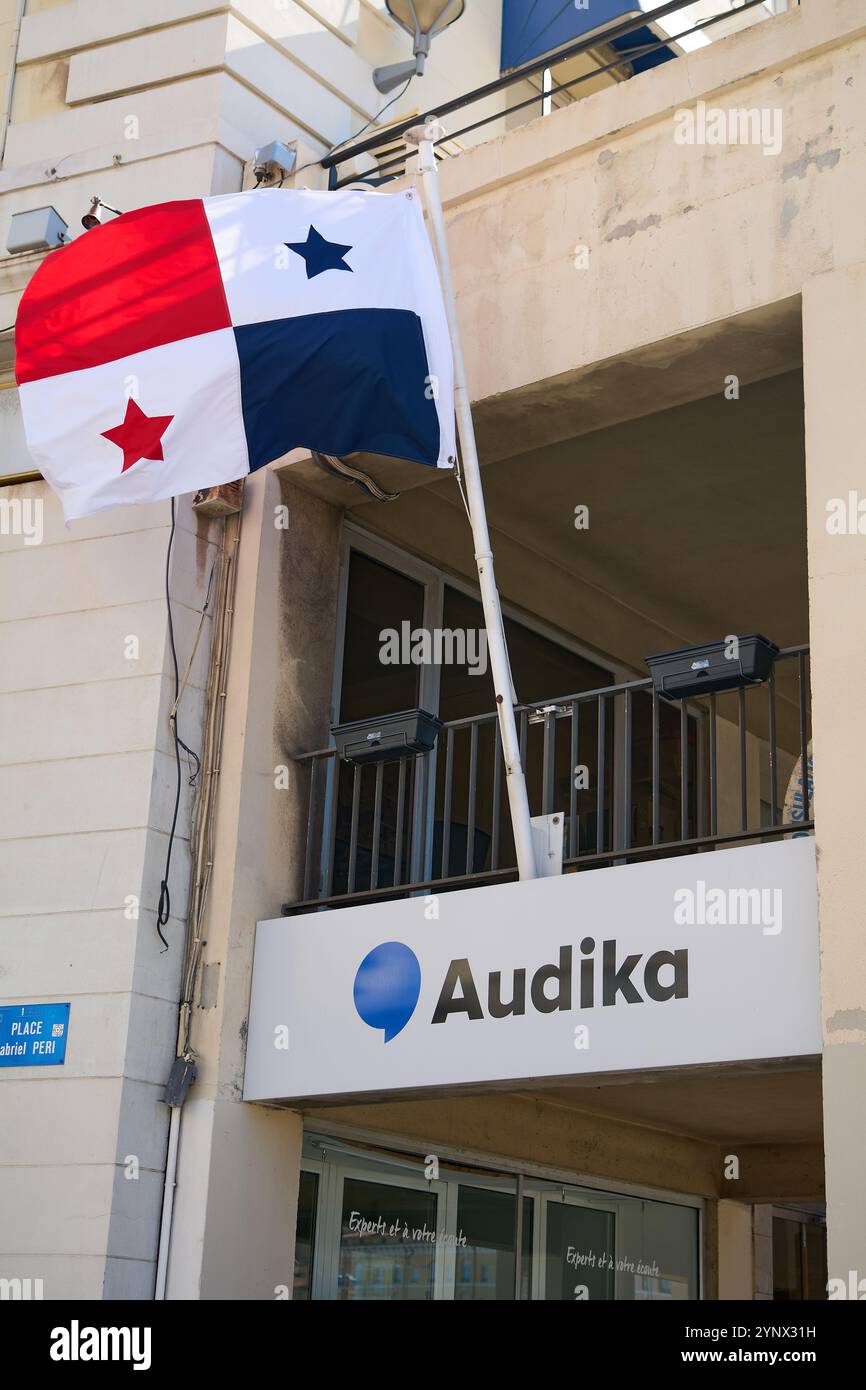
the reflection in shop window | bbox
[297,1136,702,1300]
[772,1211,827,1300]
[545,1201,615,1300]
[454,1187,533,1300]
[627,1198,698,1301]
[338,1177,438,1300]
[543,1194,698,1300]
[293,1169,318,1301]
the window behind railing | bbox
[329,545,622,896]
[296,648,810,910]
[289,535,800,911]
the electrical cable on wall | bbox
[156,498,206,948]
[176,500,243,1057]
[294,75,414,178]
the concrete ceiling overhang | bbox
[299,1058,824,1201]
[458,367,809,654]
[340,376,808,725]
[526,1059,822,1147]
[472,295,803,466]
[276,295,802,507]
[302,1058,822,1146]
[277,300,808,741]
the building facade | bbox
[1,0,864,1302]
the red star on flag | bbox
[101,398,174,473]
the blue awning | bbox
[500,0,676,75]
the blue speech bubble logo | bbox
[353,941,421,1042]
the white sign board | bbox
[243,838,820,1105]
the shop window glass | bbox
[338,1177,438,1301]
[293,1170,318,1300]
[299,1136,702,1301]
[454,1187,533,1300]
[627,1198,698,1300]
[773,1215,827,1301]
[545,1202,615,1300]
[773,1216,803,1299]
[803,1223,828,1301]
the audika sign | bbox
[243,838,820,1105]
[0,1003,70,1067]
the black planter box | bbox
[645,635,779,700]
[331,708,443,765]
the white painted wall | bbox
[0,0,507,252]
[0,0,505,1300]
[0,485,219,1297]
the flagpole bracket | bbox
[405,117,446,147]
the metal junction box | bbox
[7,206,69,255]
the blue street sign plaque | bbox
[0,1003,70,1067]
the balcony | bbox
[289,642,812,912]
[274,0,834,928]
[323,0,790,190]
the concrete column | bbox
[802,263,866,1293]
[165,466,344,1298]
[717,1200,754,1299]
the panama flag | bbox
[14,188,455,521]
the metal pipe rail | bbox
[286,643,812,913]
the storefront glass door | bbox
[453,1187,534,1300]
[542,1195,617,1300]
[298,1135,700,1301]
[336,1173,443,1300]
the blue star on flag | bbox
[286,225,353,279]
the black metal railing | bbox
[320,0,778,190]
[287,644,812,912]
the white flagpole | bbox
[409,118,538,881]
